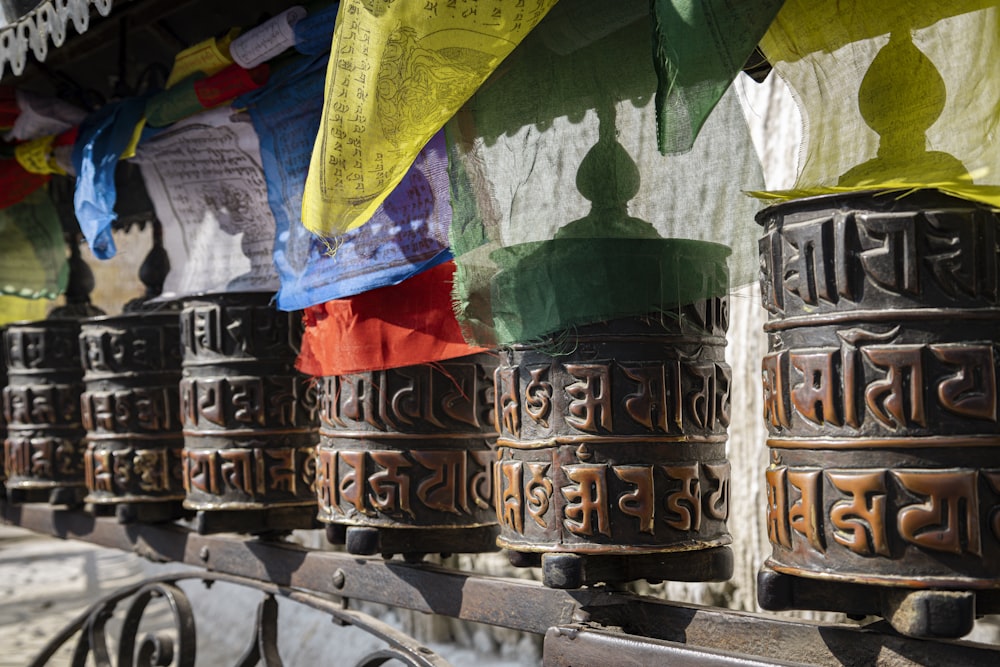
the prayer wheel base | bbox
[6,486,86,507]
[757,565,990,639]
[325,524,499,559]
[505,546,734,589]
[109,501,191,524]
[192,507,320,535]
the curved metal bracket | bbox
[30,572,451,667]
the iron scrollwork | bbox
[29,572,450,667]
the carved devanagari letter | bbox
[614,465,655,534]
[339,450,367,514]
[895,470,981,556]
[790,349,841,426]
[524,367,553,428]
[622,363,679,433]
[495,366,520,437]
[703,462,731,522]
[185,450,218,495]
[368,451,413,517]
[863,345,927,429]
[828,470,890,557]
[267,448,297,494]
[765,466,791,548]
[316,449,337,512]
[497,459,524,534]
[413,450,467,514]
[663,464,702,532]
[230,377,266,426]
[565,364,613,433]
[787,469,824,553]
[930,344,997,421]
[219,449,255,495]
[563,464,611,537]
[857,212,919,296]
[782,216,840,305]
[762,352,790,430]
[525,461,553,529]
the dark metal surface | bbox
[543,625,808,667]
[316,353,498,556]
[7,502,1000,666]
[494,304,733,586]
[179,294,317,521]
[80,311,185,508]
[757,190,1000,636]
[3,320,87,498]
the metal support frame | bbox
[5,502,1000,666]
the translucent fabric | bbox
[0,188,68,301]
[296,261,486,376]
[757,0,1000,208]
[651,0,784,153]
[236,55,452,311]
[447,7,764,346]
[0,294,49,326]
[302,0,558,238]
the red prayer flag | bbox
[296,261,488,376]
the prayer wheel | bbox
[316,353,498,559]
[80,310,186,522]
[179,293,318,534]
[2,319,88,505]
[756,191,1000,638]
[495,304,734,589]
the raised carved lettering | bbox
[565,364,613,433]
[828,470,890,557]
[863,345,926,429]
[787,469,824,552]
[562,464,611,537]
[663,464,701,532]
[614,465,654,534]
[895,470,981,556]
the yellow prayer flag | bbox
[14,135,65,175]
[302,0,559,238]
[165,28,240,88]
[0,294,49,326]
[756,0,1000,209]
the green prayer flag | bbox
[651,0,785,154]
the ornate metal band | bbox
[759,191,1000,587]
[494,308,732,554]
[315,354,498,531]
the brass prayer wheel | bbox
[2,319,88,505]
[80,311,186,522]
[494,305,734,588]
[179,293,318,534]
[756,190,1000,638]
[316,353,498,558]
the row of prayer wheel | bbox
[2,190,997,638]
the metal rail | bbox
[5,501,1000,666]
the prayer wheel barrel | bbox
[756,191,1000,639]
[80,311,186,522]
[495,303,734,589]
[2,320,87,505]
[316,353,499,559]
[179,293,318,534]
